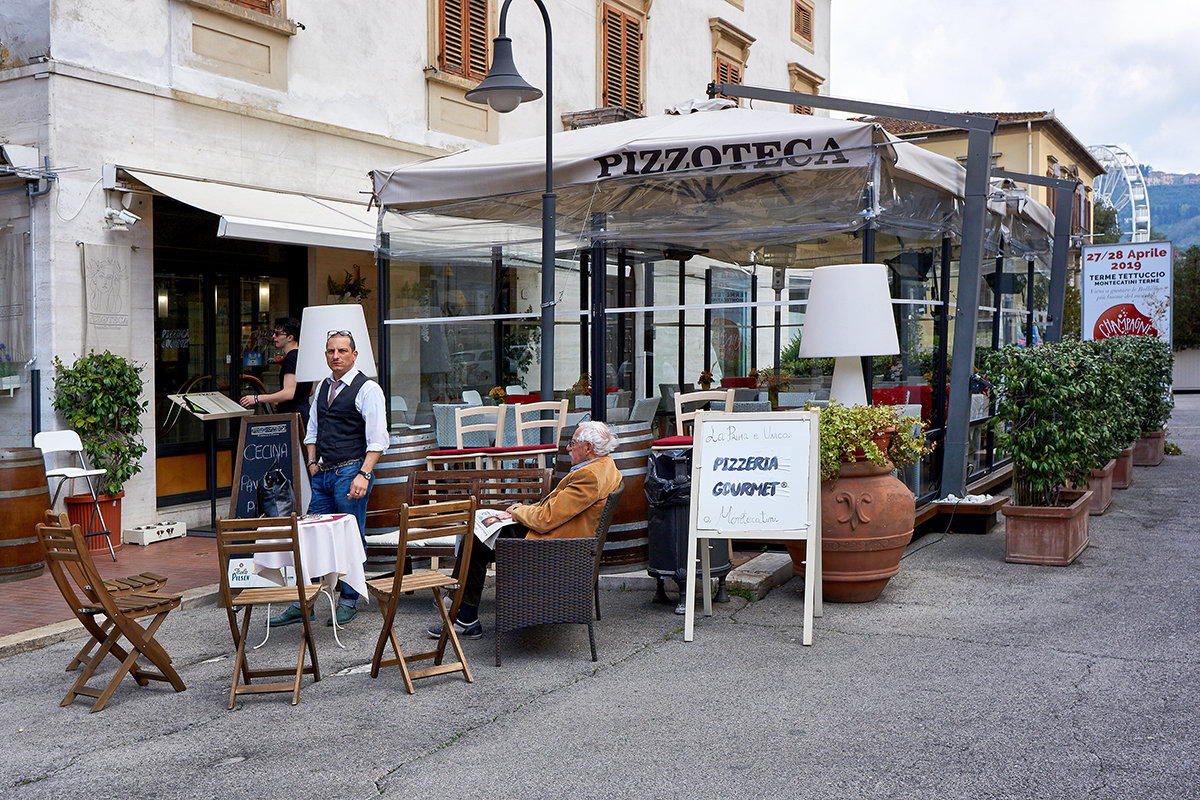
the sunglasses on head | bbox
[327,330,353,338]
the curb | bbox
[0,583,221,661]
[598,552,795,600]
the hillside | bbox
[1144,173,1200,249]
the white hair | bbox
[574,420,618,456]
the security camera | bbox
[103,207,140,227]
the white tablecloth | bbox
[255,513,368,598]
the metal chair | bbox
[34,430,116,561]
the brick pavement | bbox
[0,535,219,636]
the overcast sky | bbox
[829,0,1200,174]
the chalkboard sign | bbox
[684,410,823,645]
[229,413,304,519]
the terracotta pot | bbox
[1086,460,1115,516]
[1112,446,1134,489]
[1132,430,1165,466]
[786,458,915,603]
[1001,489,1090,566]
[64,492,123,554]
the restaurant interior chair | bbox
[493,482,624,666]
[462,389,483,406]
[34,429,117,561]
[42,510,171,673]
[485,399,568,469]
[366,498,477,693]
[36,517,185,712]
[673,389,735,435]
[504,384,524,394]
[426,404,507,469]
[630,397,659,425]
[215,515,321,709]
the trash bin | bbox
[645,447,731,614]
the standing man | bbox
[270,330,388,627]
[240,317,312,426]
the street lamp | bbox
[466,0,555,409]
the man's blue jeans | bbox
[307,461,373,607]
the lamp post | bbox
[466,0,555,409]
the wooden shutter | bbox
[793,2,814,43]
[602,5,643,113]
[440,0,489,81]
[715,57,742,101]
[227,0,273,13]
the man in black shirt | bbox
[240,317,312,425]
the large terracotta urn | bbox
[787,459,915,603]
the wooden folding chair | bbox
[216,515,321,709]
[36,519,185,712]
[674,389,735,435]
[367,498,477,693]
[40,510,171,672]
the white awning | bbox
[124,169,376,251]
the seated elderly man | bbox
[428,419,622,640]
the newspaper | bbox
[475,508,519,549]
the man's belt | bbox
[316,458,362,472]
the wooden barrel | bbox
[0,448,50,582]
[366,429,438,525]
[556,420,652,572]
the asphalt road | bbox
[4,396,1198,800]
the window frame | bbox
[791,0,815,51]
[600,2,645,114]
[438,0,491,82]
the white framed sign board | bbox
[1080,241,1173,343]
[684,410,822,645]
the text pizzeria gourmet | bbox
[593,137,851,179]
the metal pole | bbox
[1046,186,1075,343]
[589,213,607,423]
[1026,259,1035,345]
[376,233,390,397]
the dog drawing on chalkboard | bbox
[257,458,295,517]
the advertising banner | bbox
[1080,242,1173,343]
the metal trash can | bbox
[645,448,731,614]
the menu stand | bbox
[168,392,252,536]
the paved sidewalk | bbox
[2,396,1197,799]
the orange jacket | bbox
[511,456,622,540]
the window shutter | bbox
[227,0,272,14]
[440,1,489,80]
[794,2,814,42]
[715,58,741,100]
[602,5,642,114]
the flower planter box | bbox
[1087,459,1115,516]
[1132,430,1165,466]
[1001,489,1090,566]
[1112,446,1134,489]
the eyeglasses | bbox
[568,438,588,449]
[327,330,353,338]
[271,329,287,336]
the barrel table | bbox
[1,448,50,582]
[556,420,652,572]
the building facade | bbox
[0,0,830,528]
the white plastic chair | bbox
[390,396,431,432]
[34,430,117,561]
[630,397,659,424]
[504,384,524,395]
[462,390,483,406]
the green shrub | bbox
[52,352,148,496]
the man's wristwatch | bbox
[357,470,372,480]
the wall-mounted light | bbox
[157,290,168,318]
[258,282,270,313]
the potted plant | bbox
[754,367,790,409]
[326,266,372,304]
[1110,335,1173,466]
[487,386,507,405]
[697,369,713,391]
[51,351,148,552]
[785,402,932,602]
[979,341,1095,566]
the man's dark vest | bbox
[314,372,370,465]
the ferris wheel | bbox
[1087,144,1152,242]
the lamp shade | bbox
[295,304,378,382]
[464,36,543,113]
[798,263,899,358]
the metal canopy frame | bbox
[707,82,1027,498]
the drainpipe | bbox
[25,158,57,442]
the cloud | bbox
[831,0,1200,172]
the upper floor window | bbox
[601,2,645,114]
[792,1,814,49]
[440,0,490,81]
[225,0,273,13]
[710,18,754,104]
[788,62,823,115]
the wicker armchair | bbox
[493,482,625,666]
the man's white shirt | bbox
[303,366,389,454]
